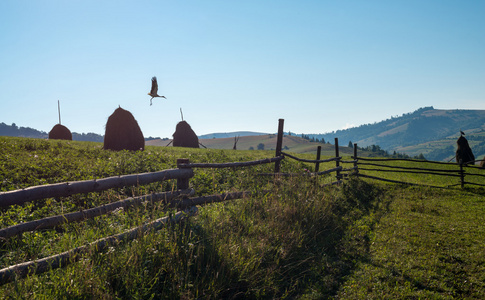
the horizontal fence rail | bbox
[177,156,284,169]
[281,151,340,163]
[355,154,485,188]
[0,189,261,284]
[355,157,447,164]
[168,190,267,210]
[316,166,343,176]
[357,167,462,178]
[0,168,194,208]
[0,189,194,239]
[357,162,460,173]
[0,208,198,285]
[357,174,427,187]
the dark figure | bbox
[172,121,199,148]
[104,107,145,151]
[48,124,72,140]
[455,135,475,165]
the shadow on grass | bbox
[178,177,394,299]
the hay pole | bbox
[0,189,194,239]
[0,207,197,286]
[57,100,61,125]
[0,168,194,208]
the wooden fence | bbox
[0,118,483,284]
[353,146,485,188]
[0,118,347,284]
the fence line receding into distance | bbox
[0,118,483,285]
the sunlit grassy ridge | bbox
[0,136,484,298]
[147,134,359,155]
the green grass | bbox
[356,157,485,188]
[337,186,485,299]
[0,136,484,299]
[148,134,360,156]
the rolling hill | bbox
[3,107,485,161]
[146,134,349,155]
[305,107,485,161]
[147,107,485,161]
[146,134,379,157]
[198,131,268,139]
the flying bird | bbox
[148,76,166,105]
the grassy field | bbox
[146,134,358,156]
[0,136,484,299]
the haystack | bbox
[479,159,485,169]
[455,135,475,165]
[172,121,199,148]
[48,124,72,140]
[104,107,145,151]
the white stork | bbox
[148,76,166,105]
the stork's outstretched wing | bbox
[150,77,159,95]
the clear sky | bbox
[1,1,484,138]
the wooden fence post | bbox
[315,146,322,173]
[335,138,341,181]
[177,159,190,190]
[274,119,284,173]
[353,143,358,175]
[459,160,465,188]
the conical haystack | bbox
[104,107,145,151]
[48,124,72,140]
[455,135,474,165]
[172,121,199,148]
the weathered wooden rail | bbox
[0,149,287,284]
[0,189,194,239]
[0,168,194,208]
[353,151,485,188]
[0,208,198,285]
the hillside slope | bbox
[146,134,357,156]
[4,107,485,161]
[307,107,485,161]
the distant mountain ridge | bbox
[198,131,268,139]
[0,123,265,142]
[3,107,485,161]
[0,122,104,142]
[303,107,485,161]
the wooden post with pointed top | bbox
[335,138,341,181]
[353,143,358,175]
[315,146,322,173]
[459,160,465,188]
[274,119,284,173]
[176,159,190,190]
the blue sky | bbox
[1,1,484,138]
